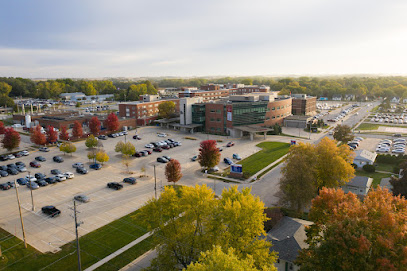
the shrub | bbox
[352,163,358,169]
[363,164,376,173]
[393,166,401,174]
[184,136,197,140]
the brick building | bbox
[291,94,317,115]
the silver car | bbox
[74,194,90,203]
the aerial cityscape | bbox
[1,1,407,271]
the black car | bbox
[16,161,26,167]
[76,167,88,174]
[7,163,17,168]
[41,206,61,217]
[0,183,11,190]
[0,171,9,177]
[35,173,46,179]
[98,135,107,140]
[90,163,102,170]
[44,177,57,184]
[35,156,46,162]
[0,155,8,161]
[0,165,7,171]
[6,181,17,188]
[107,182,123,190]
[51,169,62,175]
[53,156,64,163]
[7,168,19,175]
[153,147,163,152]
[17,178,28,185]
[107,134,115,138]
[35,179,48,187]
[123,177,137,184]
[133,135,141,140]
[157,157,169,163]
[224,158,233,165]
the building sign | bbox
[226,105,233,122]
[291,140,296,145]
[231,164,243,174]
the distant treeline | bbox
[2,76,407,104]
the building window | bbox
[277,106,280,110]
[210,118,215,121]
[216,110,221,113]
[210,127,215,131]
[217,118,221,122]
[272,107,275,110]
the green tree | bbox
[135,185,276,271]
[158,101,176,119]
[0,82,12,96]
[185,246,259,271]
[76,102,81,108]
[59,142,76,156]
[80,81,97,96]
[85,135,98,149]
[297,187,407,271]
[333,124,354,143]
[115,141,136,156]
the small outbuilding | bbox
[353,149,377,169]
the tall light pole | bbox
[73,200,82,271]
[28,170,35,211]
[154,165,157,199]
[14,180,27,248]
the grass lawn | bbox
[238,142,290,177]
[0,208,155,271]
[355,170,393,188]
[358,122,406,131]
[374,163,395,173]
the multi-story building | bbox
[291,94,317,116]
[178,89,230,101]
[118,98,180,126]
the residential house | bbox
[267,217,313,271]
[332,95,342,101]
[353,149,377,168]
[344,94,356,101]
[341,176,373,196]
[391,97,400,104]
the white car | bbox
[64,172,75,179]
[72,163,84,168]
[21,150,29,156]
[158,133,167,137]
[145,144,154,148]
[55,174,67,182]
[392,149,405,154]
[6,154,15,160]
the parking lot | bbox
[0,126,286,253]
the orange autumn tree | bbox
[297,187,407,271]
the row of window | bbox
[270,104,291,110]
[210,118,222,122]
[209,109,222,113]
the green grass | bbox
[374,163,395,173]
[0,208,154,271]
[358,122,407,131]
[355,170,393,188]
[238,142,290,177]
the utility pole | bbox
[28,170,35,211]
[154,165,157,199]
[14,180,27,248]
[73,201,82,271]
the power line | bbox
[38,250,77,271]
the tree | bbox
[89,116,101,135]
[2,128,20,151]
[59,125,70,141]
[85,135,98,149]
[46,126,58,144]
[72,121,83,138]
[390,161,407,197]
[59,142,76,156]
[158,101,176,119]
[0,121,5,134]
[105,112,119,132]
[333,124,354,143]
[297,187,407,271]
[0,82,12,96]
[87,151,96,162]
[30,125,46,146]
[75,102,81,108]
[186,246,259,271]
[280,138,355,212]
[165,159,182,185]
[198,140,220,170]
[135,185,276,271]
[115,141,136,156]
[96,150,109,164]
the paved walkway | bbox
[120,249,157,271]
[84,231,152,271]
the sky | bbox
[1,0,407,78]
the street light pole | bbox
[28,170,35,211]
[14,180,27,248]
[154,165,157,199]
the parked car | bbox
[394,134,402,137]
[209,166,219,173]
[44,177,57,184]
[0,155,8,161]
[76,167,88,174]
[157,157,169,163]
[35,179,49,187]
[16,161,26,167]
[218,147,223,152]
[153,147,163,152]
[74,194,90,203]
[6,181,18,188]
[34,173,46,180]
[17,178,28,185]
[35,156,46,162]
[191,155,198,161]
[21,150,29,156]
[6,154,16,160]
[16,165,27,172]
[0,183,11,190]
[53,156,64,163]
[107,182,123,190]
[27,181,40,190]
[64,172,75,179]
[144,149,152,155]
[98,135,107,140]
[15,152,23,158]
[226,142,235,147]
[39,147,50,152]
[145,144,154,148]
[72,162,84,168]
[51,169,62,175]
[158,133,167,137]
[30,161,41,168]
[7,168,19,175]
[90,163,102,170]
[232,154,241,160]
[163,156,172,161]
[123,177,137,184]
[133,151,143,157]
[41,206,61,217]
[162,145,170,150]
[224,158,233,165]
[54,174,67,182]
[133,135,141,140]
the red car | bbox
[153,147,162,152]
[226,142,235,147]
[30,161,41,168]
[162,145,170,150]
[144,149,152,155]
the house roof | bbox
[347,176,373,188]
[354,149,377,163]
[332,94,342,98]
[267,217,313,263]
[60,92,85,97]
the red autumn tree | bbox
[72,121,83,138]
[0,121,5,134]
[165,159,183,185]
[89,116,101,135]
[198,140,220,170]
[104,112,119,133]
[2,128,20,151]
[46,125,58,144]
[30,125,46,146]
[297,187,407,271]
[59,125,70,141]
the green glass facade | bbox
[192,104,206,126]
[231,102,268,126]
